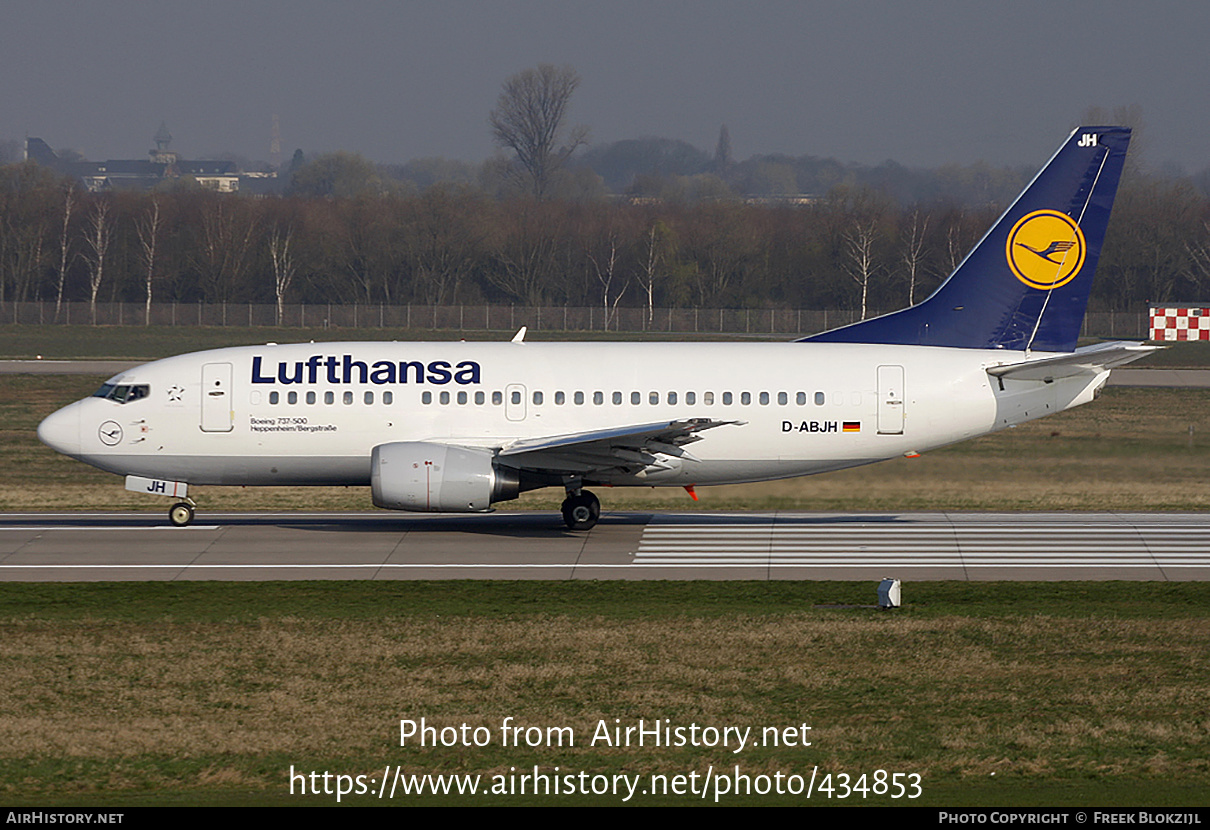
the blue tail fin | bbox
[802,126,1131,352]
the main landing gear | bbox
[561,489,600,531]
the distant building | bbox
[23,125,271,194]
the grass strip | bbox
[1,581,1207,806]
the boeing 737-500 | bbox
[38,126,1155,529]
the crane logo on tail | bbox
[1005,209,1087,291]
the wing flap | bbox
[498,418,742,474]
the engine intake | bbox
[371,441,520,513]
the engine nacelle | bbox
[371,441,520,513]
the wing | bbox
[986,341,1160,383]
[497,418,743,475]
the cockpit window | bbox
[92,383,150,404]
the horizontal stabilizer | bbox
[986,341,1160,382]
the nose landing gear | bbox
[168,500,196,527]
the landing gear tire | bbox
[561,490,600,531]
[169,502,195,528]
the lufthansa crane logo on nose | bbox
[98,421,123,446]
[1006,209,1086,291]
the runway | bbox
[0,511,1207,581]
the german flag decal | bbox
[843,421,861,433]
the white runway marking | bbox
[636,521,1210,568]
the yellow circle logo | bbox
[1005,210,1086,290]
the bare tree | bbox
[401,187,484,306]
[943,212,970,276]
[843,219,880,320]
[195,197,258,303]
[134,196,161,325]
[54,183,76,320]
[586,233,627,331]
[900,208,928,306]
[82,197,113,325]
[268,223,296,326]
[637,222,666,325]
[1184,241,1210,303]
[489,64,588,199]
[487,201,564,305]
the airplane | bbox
[37,125,1156,531]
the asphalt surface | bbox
[1,511,1207,581]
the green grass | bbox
[1,582,1207,806]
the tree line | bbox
[1,157,1208,326]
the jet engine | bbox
[371,441,520,513]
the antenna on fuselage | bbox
[511,326,527,343]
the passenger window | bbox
[740,392,751,405]
[723,392,733,405]
[324,391,334,405]
[777,391,787,405]
[384,391,393,405]
[533,391,543,405]
[422,391,432,404]
[493,391,503,405]
[649,392,659,405]
[555,391,565,405]
[344,391,354,405]
[574,391,584,405]
[760,392,770,405]
[365,391,375,405]
[269,391,279,405]
[797,392,807,405]
[631,392,640,405]
[287,391,298,405]
[511,390,522,405]
[306,391,316,405]
[704,391,714,405]
[457,391,467,405]
[686,391,696,405]
[475,391,485,405]
[668,391,677,405]
[613,392,622,405]
[439,391,449,405]
[815,391,825,406]
[594,391,604,405]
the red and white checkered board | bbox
[1150,308,1210,341]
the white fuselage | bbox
[38,340,1107,490]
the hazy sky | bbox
[4,0,1208,172]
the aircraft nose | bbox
[38,404,81,456]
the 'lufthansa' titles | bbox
[252,355,481,385]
